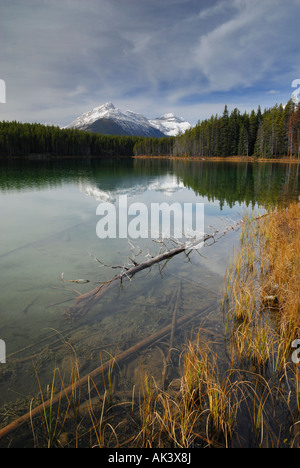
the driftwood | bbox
[64,213,249,321]
[63,232,222,320]
[167,281,182,360]
[161,282,182,388]
[0,301,217,441]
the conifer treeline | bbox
[0,101,299,158]
[134,101,300,159]
[0,121,140,157]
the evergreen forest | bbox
[0,121,140,158]
[134,101,300,159]
[0,100,299,159]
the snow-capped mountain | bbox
[65,103,191,138]
[149,113,191,137]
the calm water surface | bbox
[0,158,299,411]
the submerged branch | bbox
[0,301,217,441]
[63,221,242,321]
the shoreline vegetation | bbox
[0,101,299,160]
[0,201,299,448]
[134,155,300,164]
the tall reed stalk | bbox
[31,362,66,448]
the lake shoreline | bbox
[134,155,300,164]
[0,154,131,161]
[0,154,299,163]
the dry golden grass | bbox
[23,202,300,448]
[225,202,300,370]
[259,203,300,359]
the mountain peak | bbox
[160,113,176,119]
[91,102,116,115]
[65,102,191,137]
[103,102,115,110]
[149,113,191,136]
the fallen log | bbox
[0,301,217,441]
[65,213,261,321]
[64,233,216,320]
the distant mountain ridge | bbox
[149,113,191,136]
[65,102,191,138]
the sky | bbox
[1,0,300,127]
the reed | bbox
[153,385,200,448]
[225,202,300,373]
[221,202,300,446]
[259,203,300,350]
[31,362,67,448]
[136,370,156,447]
[182,334,244,446]
[69,356,81,423]
[87,382,119,448]
[99,349,118,408]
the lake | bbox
[0,158,299,418]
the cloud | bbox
[1,0,299,126]
[197,1,234,20]
[192,0,300,93]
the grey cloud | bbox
[0,0,299,126]
[192,0,300,92]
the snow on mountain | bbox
[66,102,146,129]
[65,103,191,137]
[149,113,192,137]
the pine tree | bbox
[229,108,241,155]
[248,110,258,156]
[220,105,230,156]
[238,123,249,157]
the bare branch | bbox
[89,251,129,271]
[64,218,246,321]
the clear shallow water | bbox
[0,158,299,411]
